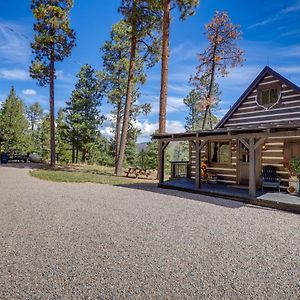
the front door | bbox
[238,141,261,185]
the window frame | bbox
[208,140,232,166]
[257,83,282,109]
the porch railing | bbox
[170,161,190,179]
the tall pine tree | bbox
[30,0,76,167]
[99,20,149,173]
[190,11,244,129]
[159,0,199,133]
[65,64,105,163]
[116,0,162,175]
[0,87,30,153]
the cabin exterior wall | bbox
[189,141,237,184]
[189,136,300,188]
[219,74,300,129]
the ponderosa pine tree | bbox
[27,102,44,132]
[65,64,105,163]
[0,87,30,153]
[99,20,149,173]
[56,108,71,163]
[116,0,162,175]
[190,11,244,129]
[37,114,50,159]
[30,0,76,167]
[26,101,44,151]
[159,0,199,133]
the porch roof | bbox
[153,122,300,141]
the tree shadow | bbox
[0,162,48,170]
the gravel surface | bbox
[0,165,299,299]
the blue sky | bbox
[0,0,300,142]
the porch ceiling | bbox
[153,123,300,141]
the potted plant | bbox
[284,158,300,195]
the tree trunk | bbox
[115,11,138,176]
[202,29,219,130]
[75,142,79,164]
[114,101,122,174]
[72,139,75,163]
[49,53,56,168]
[81,148,87,163]
[159,0,170,134]
[208,107,213,129]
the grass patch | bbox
[30,165,157,185]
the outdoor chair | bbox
[261,165,281,193]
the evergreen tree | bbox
[0,87,30,153]
[184,78,220,131]
[159,0,199,133]
[125,125,139,166]
[65,64,105,163]
[116,0,162,175]
[27,102,44,132]
[27,101,44,152]
[56,108,71,163]
[99,20,149,172]
[142,138,158,170]
[190,11,244,129]
[30,0,76,167]
[37,114,50,160]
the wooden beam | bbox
[199,140,208,151]
[154,129,300,143]
[254,137,265,150]
[162,141,170,151]
[248,137,256,198]
[239,137,249,149]
[195,140,201,189]
[158,141,165,184]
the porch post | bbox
[249,137,256,198]
[158,141,165,184]
[195,138,201,189]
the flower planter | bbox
[287,175,299,195]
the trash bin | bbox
[0,153,9,164]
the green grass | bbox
[30,165,157,185]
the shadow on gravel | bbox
[117,182,249,209]
[0,162,48,170]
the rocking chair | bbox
[261,165,281,193]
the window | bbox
[209,141,231,164]
[258,87,280,108]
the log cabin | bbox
[154,66,300,201]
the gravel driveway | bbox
[0,165,299,299]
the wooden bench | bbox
[125,167,151,179]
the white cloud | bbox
[0,68,29,80]
[133,119,185,142]
[0,22,31,64]
[100,126,114,138]
[22,89,37,96]
[101,119,186,143]
[281,0,300,13]
[248,1,300,29]
[248,18,275,29]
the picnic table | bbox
[125,167,152,179]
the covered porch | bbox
[154,125,300,213]
[159,177,300,213]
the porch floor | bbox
[159,178,300,214]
